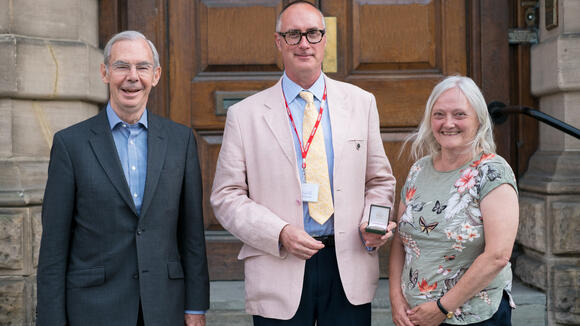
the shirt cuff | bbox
[185,310,206,315]
[359,228,376,251]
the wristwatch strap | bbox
[436,298,454,319]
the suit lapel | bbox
[89,110,138,216]
[263,80,297,167]
[326,77,349,172]
[139,114,167,219]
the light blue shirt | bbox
[282,72,334,237]
[106,104,148,215]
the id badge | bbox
[302,183,319,202]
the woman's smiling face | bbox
[430,87,480,156]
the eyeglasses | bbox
[109,61,154,76]
[277,29,325,45]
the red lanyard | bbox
[283,85,327,170]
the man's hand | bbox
[360,221,397,248]
[185,313,206,326]
[279,224,324,260]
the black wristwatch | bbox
[436,298,454,319]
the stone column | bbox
[515,0,580,325]
[0,0,106,324]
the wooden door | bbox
[100,0,518,280]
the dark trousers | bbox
[441,291,512,326]
[253,245,371,326]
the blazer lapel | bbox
[139,114,167,219]
[326,77,350,172]
[263,80,297,167]
[89,110,138,216]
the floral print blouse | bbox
[398,153,518,324]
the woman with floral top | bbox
[389,76,519,326]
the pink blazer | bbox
[211,76,395,319]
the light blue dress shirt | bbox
[106,104,205,315]
[282,72,334,237]
[106,104,148,215]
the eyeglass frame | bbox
[108,61,155,76]
[277,29,326,45]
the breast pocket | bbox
[347,138,367,152]
[342,138,368,178]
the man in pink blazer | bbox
[211,2,396,325]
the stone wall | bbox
[0,0,106,324]
[515,0,580,325]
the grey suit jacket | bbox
[37,109,209,326]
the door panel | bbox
[203,5,282,69]
[354,4,437,70]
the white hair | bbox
[103,30,160,68]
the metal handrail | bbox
[488,101,580,139]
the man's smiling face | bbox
[101,38,161,121]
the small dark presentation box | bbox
[365,204,391,235]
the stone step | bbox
[206,278,546,326]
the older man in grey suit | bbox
[36,31,209,326]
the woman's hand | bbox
[390,293,415,326]
[407,301,445,326]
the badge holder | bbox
[365,204,391,235]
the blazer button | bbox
[132,273,139,279]
[296,199,301,206]
[137,229,144,235]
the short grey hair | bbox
[103,30,160,68]
[408,75,496,161]
[275,1,326,32]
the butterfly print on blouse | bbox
[432,200,447,214]
[419,216,438,235]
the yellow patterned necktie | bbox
[299,91,334,225]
